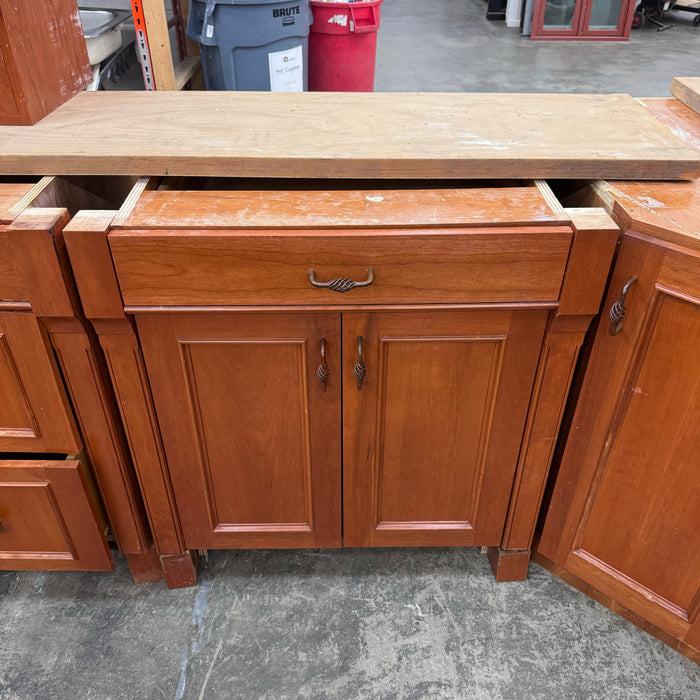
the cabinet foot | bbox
[487,547,531,582]
[160,551,198,589]
[125,550,164,584]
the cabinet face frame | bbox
[538,233,700,648]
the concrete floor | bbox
[3,3,700,699]
[375,0,700,95]
[1,549,699,699]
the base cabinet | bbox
[135,308,548,551]
[537,232,700,654]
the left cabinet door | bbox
[135,312,343,549]
[0,312,81,453]
[0,459,113,571]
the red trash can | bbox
[308,0,382,92]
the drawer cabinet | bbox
[0,179,159,581]
[64,182,619,587]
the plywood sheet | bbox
[0,91,697,180]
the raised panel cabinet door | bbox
[0,459,113,571]
[538,235,700,647]
[0,311,81,453]
[135,313,342,550]
[343,309,549,547]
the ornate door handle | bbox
[309,268,374,293]
[317,338,330,391]
[354,335,367,390]
[610,276,639,336]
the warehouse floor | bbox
[2,2,700,699]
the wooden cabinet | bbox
[531,0,635,39]
[0,0,91,125]
[64,182,619,586]
[0,180,159,580]
[537,228,700,655]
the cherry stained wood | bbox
[0,458,112,571]
[342,309,548,547]
[6,207,153,556]
[122,188,564,230]
[0,183,35,224]
[498,208,620,556]
[0,91,698,179]
[0,311,81,453]
[108,226,573,307]
[134,312,343,550]
[538,234,700,651]
[63,213,187,559]
[0,0,91,125]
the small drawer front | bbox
[109,227,573,307]
[0,458,113,571]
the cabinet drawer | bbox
[109,226,573,307]
[0,456,113,571]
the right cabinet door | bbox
[343,309,548,547]
[538,234,700,649]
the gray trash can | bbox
[187,0,312,91]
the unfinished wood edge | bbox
[175,57,202,91]
[63,209,118,233]
[9,176,56,213]
[142,0,177,91]
[113,177,156,228]
[564,207,619,233]
[534,180,566,217]
[670,77,700,116]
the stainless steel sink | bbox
[80,8,132,39]
[80,7,132,70]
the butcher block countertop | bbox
[0,91,698,180]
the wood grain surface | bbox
[0,91,698,179]
[604,99,700,251]
[671,77,700,116]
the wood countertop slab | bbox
[604,99,700,252]
[0,91,698,180]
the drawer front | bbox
[109,227,573,307]
[0,458,113,571]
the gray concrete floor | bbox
[3,3,700,698]
[375,0,700,95]
[1,549,699,699]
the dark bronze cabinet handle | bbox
[354,335,367,390]
[610,276,639,335]
[317,338,330,391]
[309,268,374,293]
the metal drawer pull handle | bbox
[317,338,330,392]
[610,276,639,336]
[354,335,367,390]
[309,268,374,293]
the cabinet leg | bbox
[160,551,198,589]
[487,547,531,582]
[125,550,165,584]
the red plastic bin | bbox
[308,0,383,92]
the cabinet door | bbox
[343,309,548,547]
[135,313,342,550]
[0,459,112,571]
[0,311,81,453]
[538,235,700,649]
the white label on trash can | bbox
[205,24,214,39]
[328,14,348,26]
[268,45,303,92]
